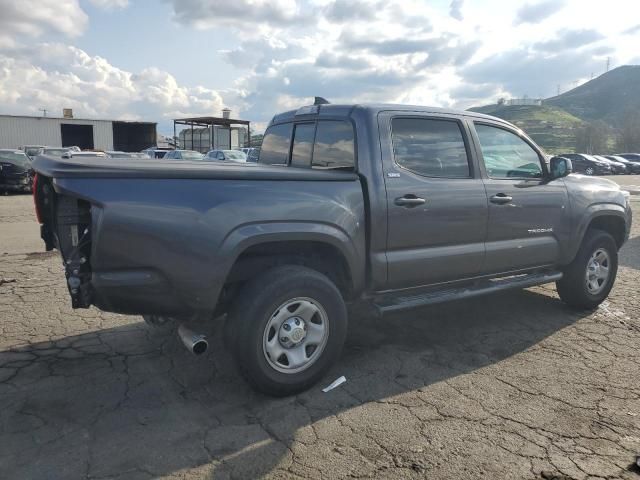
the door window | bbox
[475,124,543,179]
[391,118,470,178]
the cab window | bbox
[259,123,292,165]
[391,118,470,178]
[475,124,543,179]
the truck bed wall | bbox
[52,175,366,315]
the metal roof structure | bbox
[173,115,251,151]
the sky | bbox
[0,0,639,135]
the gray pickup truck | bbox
[32,102,632,395]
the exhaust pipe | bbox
[177,324,208,355]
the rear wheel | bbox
[585,167,594,175]
[228,265,347,396]
[556,229,618,309]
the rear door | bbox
[469,121,570,274]
[379,112,488,290]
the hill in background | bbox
[469,65,640,154]
[546,65,640,127]
[470,104,584,154]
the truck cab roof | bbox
[269,103,515,128]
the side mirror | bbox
[550,156,572,179]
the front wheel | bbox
[556,229,618,309]
[229,265,348,396]
[585,167,594,175]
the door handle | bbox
[394,195,426,207]
[490,193,513,205]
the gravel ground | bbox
[1,190,639,480]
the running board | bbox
[374,271,562,315]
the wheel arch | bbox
[217,222,364,305]
[566,206,627,264]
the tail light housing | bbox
[32,173,43,223]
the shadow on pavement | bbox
[620,234,640,270]
[0,288,588,478]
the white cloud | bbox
[0,43,232,132]
[0,0,87,46]
[88,0,129,10]
[169,0,306,29]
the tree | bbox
[250,134,264,148]
[616,111,640,152]
[575,120,609,154]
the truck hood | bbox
[564,174,628,208]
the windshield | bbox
[0,151,30,168]
[224,150,247,160]
[181,151,204,160]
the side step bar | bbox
[374,271,562,315]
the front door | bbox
[379,113,489,290]
[470,121,570,274]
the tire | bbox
[556,229,618,310]
[229,265,347,396]
[585,167,594,175]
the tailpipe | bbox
[177,324,208,355]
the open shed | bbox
[173,116,251,152]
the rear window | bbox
[291,123,315,167]
[259,123,292,165]
[313,121,355,170]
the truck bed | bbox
[31,155,366,316]
[32,155,358,181]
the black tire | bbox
[556,229,618,309]
[228,265,347,396]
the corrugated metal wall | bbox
[0,115,114,150]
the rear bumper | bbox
[91,269,193,315]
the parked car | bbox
[106,151,149,159]
[32,102,632,396]
[204,149,248,162]
[604,155,640,174]
[592,155,627,174]
[61,151,108,159]
[247,147,260,162]
[38,147,72,158]
[141,148,172,159]
[615,153,640,163]
[163,150,204,160]
[21,145,46,160]
[0,149,32,193]
[559,153,612,175]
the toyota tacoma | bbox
[31,101,632,396]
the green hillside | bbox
[546,65,640,127]
[469,65,640,153]
[470,104,584,154]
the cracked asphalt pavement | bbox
[1,191,640,480]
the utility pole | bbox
[557,84,560,96]
[39,108,48,117]
[606,57,610,72]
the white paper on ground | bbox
[322,375,346,393]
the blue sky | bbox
[0,0,639,136]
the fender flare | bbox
[217,221,365,293]
[565,204,627,263]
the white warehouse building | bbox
[0,113,157,152]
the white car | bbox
[204,150,248,163]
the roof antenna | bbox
[314,96,330,105]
